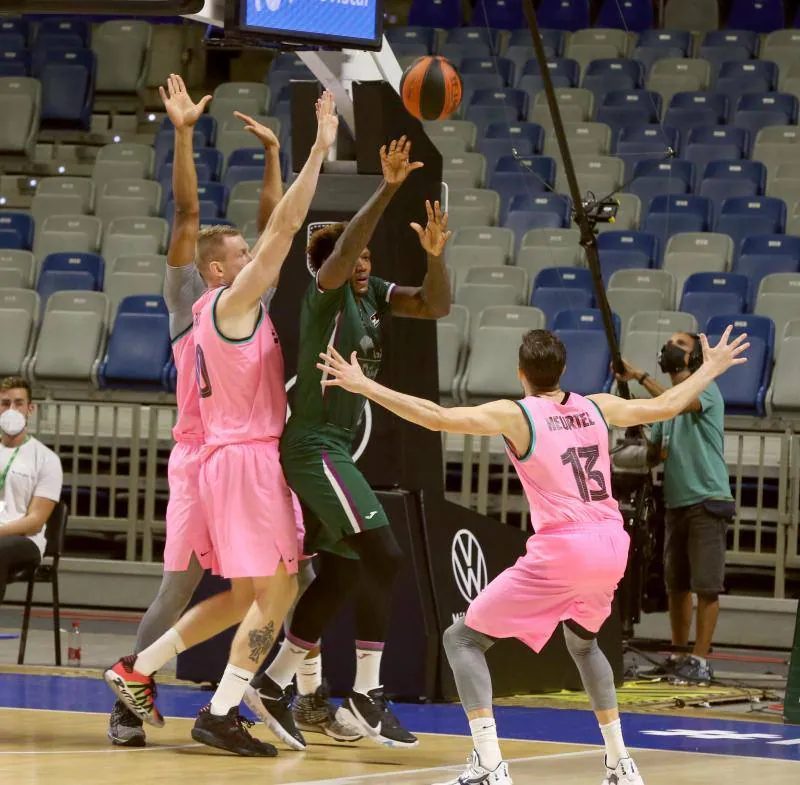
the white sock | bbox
[353,644,383,695]
[266,639,311,689]
[210,663,255,716]
[600,719,629,769]
[133,628,186,676]
[296,653,322,695]
[470,717,502,771]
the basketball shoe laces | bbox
[198,704,258,736]
[119,654,158,710]
[301,683,338,725]
[364,688,402,730]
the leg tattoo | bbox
[247,622,276,665]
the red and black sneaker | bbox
[104,656,164,728]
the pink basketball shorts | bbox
[164,441,214,572]
[290,490,314,561]
[199,440,300,579]
[466,522,630,652]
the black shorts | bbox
[664,501,732,595]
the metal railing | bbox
[27,400,800,598]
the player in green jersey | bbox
[248,137,451,748]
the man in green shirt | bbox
[620,332,734,686]
[247,137,452,749]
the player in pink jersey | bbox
[317,326,749,785]
[107,74,288,748]
[105,91,340,758]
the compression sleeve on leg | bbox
[442,618,495,713]
[562,622,618,712]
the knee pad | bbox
[562,621,598,658]
[443,618,494,657]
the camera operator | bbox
[618,333,734,685]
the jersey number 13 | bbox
[561,445,609,503]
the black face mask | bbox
[658,342,688,374]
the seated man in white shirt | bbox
[0,377,63,604]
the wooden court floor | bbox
[1,672,798,785]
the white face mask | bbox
[0,409,27,437]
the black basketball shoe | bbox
[339,688,418,748]
[243,674,306,751]
[191,705,278,757]
[292,680,362,742]
[108,700,146,747]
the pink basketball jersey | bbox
[192,287,288,446]
[506,393,623,532]
[171,330,204,444]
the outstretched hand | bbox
[411,200,452,257]
[316,347,368,394]
[159,73,211,129]
[700,325,749,377]
[234,111,279,149]
[314,90,339,153]
[380,136,424,186]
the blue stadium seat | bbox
[532,288,594,329]
[384,26,437,54]
[164,147,223,182]
[521,57,580,86]
[597,230,659,281]
[408,0,463,27]
[697,45,751,80]
[734,93,799,139]
[440,42,491,67]
[680,272,749,330]
[0,212,34,250]
[683,126,749,174]
[165,198,220,223]
[637,30,692,56]
[161,181,227,215]
[596,0,654,31]
[552,308,621,340]
[537,0,590,31]
[478,138,534,178]
[471,0,526,28]
[462,57,515,88]
[582,59,644,104]
[734,235,800,306]
[470,88,529,121]
[31,48,95,129]
[0,19,27,50]
[200,218,236,230]
[0,47,29,77]
[596,90,663,138]
[505,210,566,254]
[483,122,545,153]
[99,295,172,390]
[519,68,575,99]
[534,266,594,294]
[643,195,713,251]
[159,114,216,147]
[628,159,693,215]
[35,17,90,48]
[615,124,680,178]
[556,329,613,393]
[462,74,509,111]
[223,148,288,190]
[702,29,759,56]
[715,197,787,259]
[490,155,557,218]
[506,193,571,227]
[39,252,104,289]
[699,160,767,216]
[631,45,684,76]
[159,163,213,193]
[727,0,786,33]
[447,27,504,53]
[154,128,206,174]
[705,313,774,415]
[664,93,728,140]
[36,270,96,317]
[465,106,521,137]
[717,62,780,119]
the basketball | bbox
[400,56,462,121]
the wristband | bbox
[638,373,649,384]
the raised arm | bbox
[161,74,212,269]
[217,92,338,320]
[590,327,749,428]
[316,137,424,292]
[389,199,452,320]
[231,112,284,240]
[315,346,532,456]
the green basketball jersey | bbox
[288,275,394,435]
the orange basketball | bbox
[400,56,463,121]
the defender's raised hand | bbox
[380,136,424,186]
[411,200,451,257]
[234,111,279,149]
[314,90,339,153]
[317,347,367,394]
[699,326,749,378]
[159,73,211,129]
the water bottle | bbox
[67,620,81,667]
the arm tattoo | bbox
[247,621,276,665]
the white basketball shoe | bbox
[602,756,645,785]
[433,750,513,784]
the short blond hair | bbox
[196,225,242,277]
